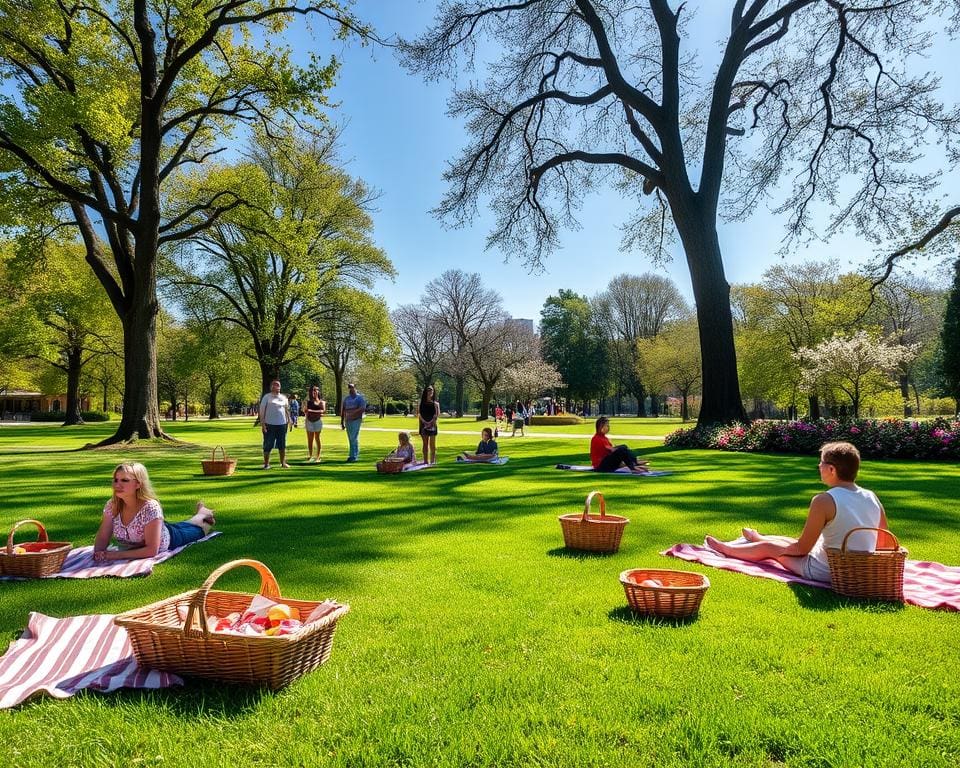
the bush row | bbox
[529,415,584,426]
[665,417,960,460]
[30,410,111,423]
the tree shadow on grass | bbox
[70,676,273,716]
[545,546,617,560]
[607,605,701,627]
[787,583,905,613]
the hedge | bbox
[664,417,960,460]
[529,415,584,426]
[30,410,111,423]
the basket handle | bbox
[6,519,48,554]
[840,527,900,553]
[210,445,227,461]
[183,559,282,638]
[583,491,606,521]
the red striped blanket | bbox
[663,543,960,611]
[0,531,220,580]
[0,612,182,708]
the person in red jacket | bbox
[590,416,651,473]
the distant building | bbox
[0,389,90,419]
[510,318,535,334]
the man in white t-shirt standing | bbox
[259,379,291,469]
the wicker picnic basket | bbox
[558,491,628,553]
[827,527,906,601]
[620,568,710,619]
[377,457,407,474]
[0,519,72,578]
[201,445,237,476]
[114,559,350,689]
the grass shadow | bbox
[545,546,617,560]
[607,605,702,627]
[787,582,906,613]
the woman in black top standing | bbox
[417,384,439,465]
[303,385,326,463]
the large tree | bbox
[168,132,393,394]
[404,0,959,426]
[0,0,363,444]
[539,289,609,407]
[393,304,448,391]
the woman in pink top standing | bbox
[705,441,889,581]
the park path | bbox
[358,425,666,441]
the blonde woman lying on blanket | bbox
[93,462,215,562]
[459,427,499,462]
[705,441,889,582]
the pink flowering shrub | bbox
[664,417,960,459]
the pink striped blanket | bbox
[663,543,960,611]
[0,612,182,708]
[0,531,221,580]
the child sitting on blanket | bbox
[590,416,651,474]
[93,463,215,562]
[705,441,890,582]
[377,431,417,472]
[459,427,499,462]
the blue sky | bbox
[296,2,957,321]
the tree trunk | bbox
[101,380,109,412]
[260,362,280,396]
[900,375,912,417]
[100,291,166,444]
[454,376,465,418]
[333,373,344,417]
[808,395,821,420]
[674,209,746,426]
[208,379,220,419]
[62,346,85,426]
[479,383,494,421]
[681,392,689,422]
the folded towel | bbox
[402,462,434,472]
[555,464,671,476]
[456,456,509,464]
[0,531,221,580]
[0,612,182,709]
[663,542,960,611]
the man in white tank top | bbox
[705,441,889,582]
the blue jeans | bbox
[344,418,362,460]
[165,522,205,549]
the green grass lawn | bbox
[0,420,958,767]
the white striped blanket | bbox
[0,531,221,580]
[0,612,182,709]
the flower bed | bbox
[664,417,960,459]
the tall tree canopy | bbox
[404,0,960,425]
[0,0,364,444]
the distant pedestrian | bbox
[417,384,439,465]
[259,380,291,469]
[340,382,367,462]
[511,400,525,437]
[289,394,300,430]
[304,385,326,463]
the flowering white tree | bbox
[502,358,564,405]
[794,332,919,417]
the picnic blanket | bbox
[0,531,221,580]
[456,456,509,464]
[402,462,433,472]
[663,541,960,611]
[0,612,183,708]
[555,464,672,476]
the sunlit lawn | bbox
[0,420,958,767]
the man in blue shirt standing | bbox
[340,382,367,462]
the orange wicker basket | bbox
[201,445,237,476]
[114,559,349,689]
[377,457,407,474]
[620,568,710,619]
[0,519,71,578]
[558,491,628,553]
[827,527,906,601]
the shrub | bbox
[30,410,111,423]
[530,415,583,426]
[664,417,960,460]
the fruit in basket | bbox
[640,578,663,588]
[13,546,26,555]
[267,603,299,622]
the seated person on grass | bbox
[590,416,651,474]
[93,462,215,562]
[705,441,889,582]
[459,427,499,462]
[377,431,417,472]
